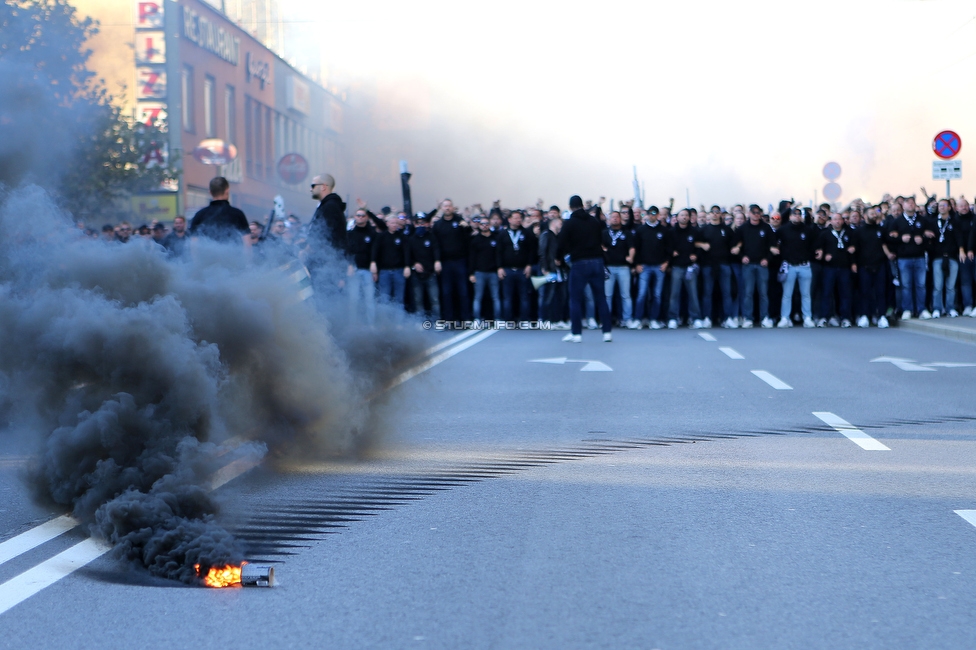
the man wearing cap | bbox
[558,195,613,342]
[406,212,441,319]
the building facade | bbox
[74,0,346,224]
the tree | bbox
[0,0,177,221]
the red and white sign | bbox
[136,103,168,128]
[142,142,168,169]
[933,130,962,159]
[136,69,166,99]
[277,153,309,184]
[135,0,164,29]
[135,32,166,65]
[193,139,237,166]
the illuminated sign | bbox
[182,6,240,65]
[135,0,163,29]
[136,69,167,99]
[137,103,168,127]
[246,52,270,90]
[135,32,166,64]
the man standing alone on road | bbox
[558,195,612,343]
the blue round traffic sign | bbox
[933,130,961,159]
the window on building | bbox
[264,107,272,181]
[182,66,194,133]
[244,96,252,177]
[203,76,216,138]
[225,86,236,145]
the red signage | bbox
[277,153,309,184]
[192,139,237,165]
[933,130,961,159]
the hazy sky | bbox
[280,0,976,208]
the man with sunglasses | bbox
[309,174,347,258]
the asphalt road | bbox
[2,324,976,648]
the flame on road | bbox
[195,562,245,588]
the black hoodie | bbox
[310,193,348,253]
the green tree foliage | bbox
[0,0,176,221]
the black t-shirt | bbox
[671,225,703,267]
[602,227,634,266]
[189,200,249,243]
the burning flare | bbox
[195,562,245,588]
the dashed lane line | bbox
[719,347,744,359]
[751,370,793,390]
[698,332,717,342]
[813,412,891,451]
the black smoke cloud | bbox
[0,185,424,583]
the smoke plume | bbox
[0,184,423,583]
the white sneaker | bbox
[901,310,912,320]
[690,319,704,329]
[553,321,571,330]
[603,332,612,342]
[562,333,581,343]
[741,319,754,329]
[650,320,663,330]
[803,317,816,328]
[920,310,932,319]
[626,319,641,330]
[964,307,974,317]
[776,317,791,328]
[932,310,941,319]
[816,318,826,328]
[841,318,852,328]
[586,318,598,330]
[727,317,739,329]
[667,319,678,329]
[878,316,889,328]
[857,316,869,328]
[828,317,840,327]
[950,309,959,318]
[702,317,712,328]
[760,317,774,328]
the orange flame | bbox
[194,562,245,588]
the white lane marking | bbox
[0,538,110,616]
[698,332,717,342]
[0,516,79,567]
[385,330,496,391]
[425,329,480,356]
[719,347,744,359]
[955,510,976,528]
[813,412,891,451]
[924,362,976,368]
[751,370,792,390]
[529,357,612,371]
[870,356,936,372]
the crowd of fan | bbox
[83,190,976,332]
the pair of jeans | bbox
[347,268,376,325]
[741,264,769,321]
[821,266,852,320]
[472,271,501,321]
[702,264,733,321]
[439,259,470,321]
[635,266,666,321]
[604,266,633,322]
[897,257,927,315]
[780,263,812,320]
[729,263,743,319]
[377,269,406,306]
[411,273,440,318]
[932,257,959,314]
[668,266,701,321]
[569,258,612,335]
[501,268,530,321]
[959,258,975,309]
[859,266,886,319]
[541,280,567,323]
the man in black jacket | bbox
[497,210,537,322]
[602,211,638,328]
[557,195,612,342]
[815,213,855,327]
[930,198,962,318]
[775,208,816,328]
[699,210,735,328]
[370,214,409,308]
[732,206,777,328]
[468,218,501,322]
[406,212,440,319]
[538,216,567,327]
[432,199,471,321]
[189,176,250,248]
[666,209,705,329]
[853,207,892,328]
[633,208,671,329]
[308,174,347,261]
[889,197,932,319]
[346,208,376,325]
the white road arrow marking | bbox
[923,362,976,368]
[870,356,936,372]
[529,358,613,372]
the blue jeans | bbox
[932,257,959,313]
[780,263,812,320]
[859,266,886,319]
[347,268,376,325]
[959,258,974,309]
[473,271,501,321]
[377,269,406,306]
[729,263,743,319]
[411,273,440,318]
[604,266,633,322]
[821,266,852,320]
[741,264,768,321]
[668,266,701,321]
[501,268,530,321]
[439,259,470,321]
[569,258,612,335]
[897,257,926,315]
[635,266,666,321]
[702,264,733,321]
[541,280,567,323]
